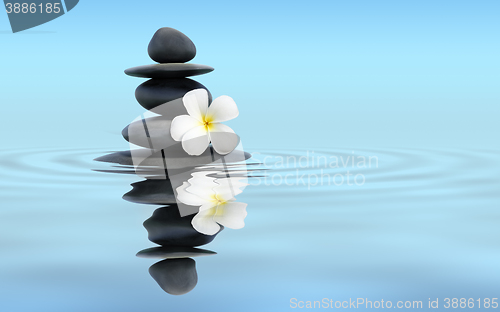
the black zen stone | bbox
[149,258,198,295]
[123,179,175,205]
[148,27,196,63]
[144,206,222,247]
[125,63,213,79]
[135,78,212,111]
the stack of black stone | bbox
[126,27,214,112]
[123,27,223,246]
[96,27,230,295]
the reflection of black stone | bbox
[137,246,216,259]
[144,206,222,247]
[125,63,214,79]
[135,78,212,111]
[149,258,198,295]
[94,150,136,166]
[94,149,253,179]
[123,179,175,205]
[94,150,171,174]
[148,27,196,64]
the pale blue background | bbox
[1,0,499,150]
[1,1,499,311]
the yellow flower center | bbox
[202,115,214,131]
[211,194,226,206]
[207,194,230,217]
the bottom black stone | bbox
[149,258,198,295]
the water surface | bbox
[1,146,499,311]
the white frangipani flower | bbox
[171,89,240,156]
[176,171,248,235]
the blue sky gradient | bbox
[1,0,499,149]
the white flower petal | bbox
[170,115,202,141]
[209,123,239,155]
[191,207,220,235]
[183,89,209,122]
[185,186,216,203]
[188,171,219,188]
[182,125,210,156]
[176,182,207,206]
[213,202,247,230]
[214,177,249,201]
[199,202,217,212]
[188,175,218,191]
[207,95,239,123]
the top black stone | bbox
[148,27,196,63]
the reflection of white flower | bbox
[176,171,248,235]
[171,89,239,156]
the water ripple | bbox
[246,147,500,200]
[0,147,124,187]
[0,147,499,200]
